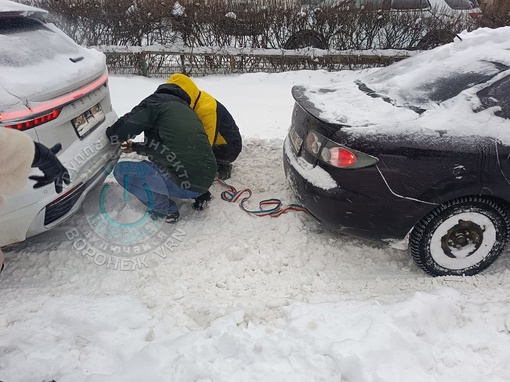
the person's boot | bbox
[164,211,180,224]
[217,162,232,180]
[149,210,180,224]
[192,191,212,210]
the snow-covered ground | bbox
[1,69,510,382]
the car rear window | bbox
[417,70,497,103]
[391,0,429,10]
[476,75,510,119]
[0,16,79,67]
[0,17,41,33]
[360,59,508,109]
[353,0,429,10]
[443,0,478,10]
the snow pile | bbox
[302,27,510,144]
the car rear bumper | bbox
[283,137,431,243]
[27,146,121,237]
[0,114,120,247]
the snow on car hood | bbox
[0,17,106,113]
[298,27,510,144]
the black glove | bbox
[132,142,148,156]
[30,142,70,193]
[192,191,212,211]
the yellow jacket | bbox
[167,73,227,146]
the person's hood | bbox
[166,73,201,107]
[154,83,192,105]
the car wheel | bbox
[284,30,328,50]
[409,197,510,277]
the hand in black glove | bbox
[30,142,70,193]
[192,191,212,211]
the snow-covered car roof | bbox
[0,0,47,17]
[301,27,510,142]
[359,27,510,110]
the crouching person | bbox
[105,82,217,223]
[166,73,242,180]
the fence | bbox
[95,45,418,77]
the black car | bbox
[283,27,510,277]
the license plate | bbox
[289,126,303,153]
[72,103,105,139]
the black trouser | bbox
[213,142,241,164]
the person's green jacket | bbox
[106,84,216,194]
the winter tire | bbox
[409,197,510,277]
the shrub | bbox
[22,0,476,51]
[477,0,510,28]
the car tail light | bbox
[0,72,109,131]
[305,130,378,169]
[328,147,357,168]
[306,131,322,155]
[6,108,62,131]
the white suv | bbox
[0,1,119,247]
